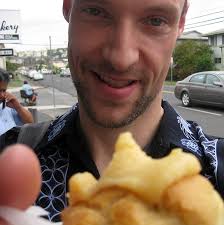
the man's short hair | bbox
[24,80,28,84]
[0,68,10,83]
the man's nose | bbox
[102,22,139,72]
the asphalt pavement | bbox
[9,86,78,123]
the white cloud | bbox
[1,0,224,51]
[186,0,224,33]
[1,0,68,51]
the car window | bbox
[189,74,205,84]
[206,74,220,85]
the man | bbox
[0,68,33,136]
[21,80,37,104]
[0,0,224,223]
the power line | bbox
[184,19,224,30]
[185,16,224,27]
[187,10,224,20]
[16,43,67,47]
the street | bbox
[33,75,224,138]
[163,85,224,138]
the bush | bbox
[173,40,215,81]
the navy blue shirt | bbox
[1,101,224,222]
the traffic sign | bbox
[0,34,19,41]
[0,48,14,56]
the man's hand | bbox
[4,92,21,110]
[3,92,34,123]
[0,145,41,225]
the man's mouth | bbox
[92,71,136,89]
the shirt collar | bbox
[143,100,193,157]
[44,101,193,153]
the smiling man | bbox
[64,0,188,172]
[1,0,224,223]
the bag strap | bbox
[17,120,51,150]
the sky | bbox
[1,0,224,51]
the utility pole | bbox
[49,36,56,116]
[170,56,173,82]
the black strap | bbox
[17,121,51,150]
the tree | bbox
[173,40,215,81]
[6,60,20,72]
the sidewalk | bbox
[9,86,77,122]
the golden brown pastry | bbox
[62,132,224,225]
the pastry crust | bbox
[62,132,224,225]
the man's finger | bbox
[0,144,41,209]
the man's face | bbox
[0,81,7,103]
[67,0,187,128]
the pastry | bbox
[62,132,224,225]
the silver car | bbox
[174,71,224,108]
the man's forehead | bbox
[74,0,185,10]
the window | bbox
[206,74,220,85]
[222,35,224,45]
[189,74,205,84]
[210,36,217,46]
[215,58,221,64]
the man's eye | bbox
[82,7,104,17]
[145,17,166,26]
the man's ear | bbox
[178,1,189,37]
[63,0,72,22]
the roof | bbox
[203,29,224,37]
[178,30,208,40]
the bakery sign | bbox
[0,9,21,44]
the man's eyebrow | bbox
[144,5,180,16]
[76,0,109,5]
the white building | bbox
[203,29,224,71]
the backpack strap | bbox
[17,121,51,150]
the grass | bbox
[165,81,176,86]
[8,75,23,88]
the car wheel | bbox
[181,92,191,107]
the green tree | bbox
[173,40,215,81]
[6,60,20,72]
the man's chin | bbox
[79,93,153,129]
[92,118,130,129]
[87,111,137,129]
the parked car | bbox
[60,68,71,77]
[41,68,52,74]
[28,70,38,79]
[33,72,44,81]
[174,71,224,108]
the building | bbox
[203,29,224,70]
[177,30,208,44]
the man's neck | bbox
[79,94,164,175]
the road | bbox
[38,74,77,97]
[163,85,224,138]
[36,75,224,138]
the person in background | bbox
[0,0,224,224]
[21,80,37,104]
[0,68,33,136]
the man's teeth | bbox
[98,74,133,88]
